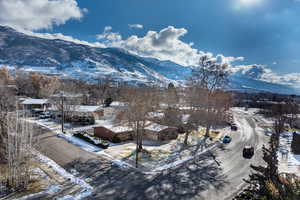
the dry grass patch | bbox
[26,179,47,193]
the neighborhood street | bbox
[31,109,269,200]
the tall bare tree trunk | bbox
[205,123,211,138]
[135,122,139,168]
[184,131,190,146]
[6,110,33,190]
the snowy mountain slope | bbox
[0,26,191,85]
[0,25,299,94]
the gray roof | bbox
[50,105,103,113]
[21,99,49,105]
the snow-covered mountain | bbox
[0,25,299,94]
[0,25,192,85]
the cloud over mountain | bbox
[231,64,300,88]
[96,26,243,67]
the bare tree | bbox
[284,100,299,128]
[120,86,159,168]
[187,55,230,142]
[164,83,179,108]
[91,75,114,104]
[0,67,12,85]
[0,87,15,163]
[15,71,61,98]
[6,112,34,190]
[50,91,83,133]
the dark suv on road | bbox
[243,146,254,159]
[231,123,238,131]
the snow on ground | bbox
[278,131,300,176]
[32,150,94,200]
[30,117,228,173]
[57,133,102,152]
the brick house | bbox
[94,124,133,142]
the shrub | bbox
[104,97,113,107]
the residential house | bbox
[94,124,133,142]
[50,105,104,121]
[21,99,50,111]
[144,122,178,141]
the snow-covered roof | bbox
[73,105,103,112]
[148,112,164,119]
[49,105,103,112]
[97,123,133,133]
[145,122,169,132]
[21,99,49,105]
[110,101,126,107]
[181,114,191,124]
[51,92,83,98]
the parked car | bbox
[231,123,238,131]
[264,128,273,136]
[243,146,254,159]
[39,114,51,119]
[222,136,232,144]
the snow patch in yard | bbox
[288,154,300,166]
[32,150,93,200]
[278,131,300,176]
[152,156,193,171]
[57,133,102,152]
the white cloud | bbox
[96,26,122,43]
[96,26,243,66]
[0,0,85,31]
[128,24,144,29]
[231,64,300,88]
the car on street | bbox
[222,135,232,144]
[243,145,254,159]
[39,114,51,119]
[231,123,238,131]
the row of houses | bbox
[94,121,178,142]
[21,98,179,142]
[20,98,104,121]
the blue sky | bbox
[1,0,300,76]
[36,0,300,74]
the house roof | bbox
[96,123,133,133]
[21,99,49,105]
[145,122,169,132]
[51,92,83,98]
[73,106,103,112]
[95,121,171,134]
[49,105,103,112]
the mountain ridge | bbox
[0,25,299,95]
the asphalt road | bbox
[35,126,101,168]
[31,108,270,200]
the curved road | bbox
[197,108,269,200]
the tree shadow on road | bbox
[68,154,228,200]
